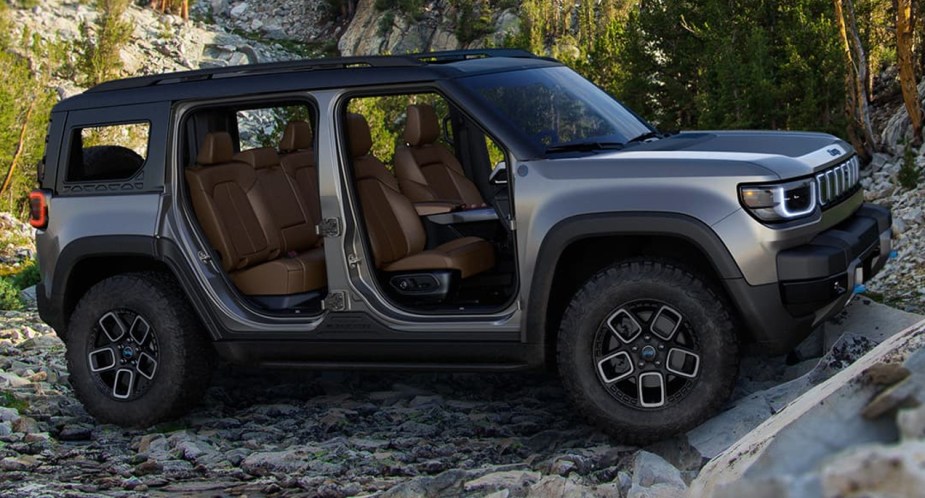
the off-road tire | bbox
[66,272,214,427]
[557,260,739,445]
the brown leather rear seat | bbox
[234,146,326,292]
[185,132,325,296]
[278,121,322,227]
[348,114,495,278]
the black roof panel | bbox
[55,49,560,112]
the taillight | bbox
[28,189,49,229]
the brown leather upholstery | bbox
[235,147,321,253]
[197,132,234,165]
[394,104,485,206]
[278,121,322,227]
[348,113,495,278]
[279,120,312,152]
[186,132,325,296]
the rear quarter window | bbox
[66,122,150,183]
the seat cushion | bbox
[383,236,495,279]
[231,247,327,296]
[295,247,327,292]
[231,256,309,296]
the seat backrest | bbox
[185,132,279,272]
[235,146,321,253]
[394,104,485,206]
[347,113,426,268]
[278,121,322,228]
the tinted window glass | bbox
[459,66,651,152]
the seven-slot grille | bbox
[815,156,860,207]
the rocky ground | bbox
[0,298,919,497]
[0,213,34,272]
[863,78,925,314]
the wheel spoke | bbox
[650,306,682,341]
[112,369,135,399]
[637,371,666,408]
[596,351,634,383]
[88,347,118,373]
[98,312,127,342]
[606,308,643,343]
[129,316,151,346]
[666,347,700,379]
[136,352,158,380]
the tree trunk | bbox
[896,0,923,145]
[834,0,876,160]
[0,100,37,198]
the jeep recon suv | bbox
[31,49,892,443]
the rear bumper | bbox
[727,203,891,355]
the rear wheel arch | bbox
[52,236,214,340]
[526,213,745,366]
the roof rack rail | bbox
[85,55,422,93]
[85,49,541,94]
[407,48,539,63]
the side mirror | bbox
[489,161,508,185]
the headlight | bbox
[739,178,816,222]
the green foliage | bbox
[898,143,920,189]
[10,259,39,290]
[76,0,133,86]
[378,11,395,37]
[0,278,22,311]
[0,5,58,218]
[375,0,425,20]
[348,94,449,166]
[512,0,848,139]
[455,0,494,44]
[0,391,29,412]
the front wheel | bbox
[557,261,739,444]
[66,272,214,427]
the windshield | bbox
[458,66,653,154]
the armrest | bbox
[414,201,460,216]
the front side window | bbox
[459,66,652,154]
[66,122,149,182]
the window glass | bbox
[67,122,149,182]
[236,105,310,150]
[459,66,651,152]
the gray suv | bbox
[30,49,891,443]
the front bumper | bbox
[726,203,891,355]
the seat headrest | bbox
[197,132,234,165]
[403,104,440,146]
[347,113,373,158]
[279,120,313,152]
[234,147,280,170]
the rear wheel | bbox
[66,272,214,427]
[557,260,739,444]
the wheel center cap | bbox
[122,346,135,359]
[640,345,657,361]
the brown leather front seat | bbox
[185,132,324,296]
[278,121,322,226]
[348,114,495,278]
[393,104,485,206]
[235,147,326,292]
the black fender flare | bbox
[525,212,743,347]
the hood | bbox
[617,130,854,179]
